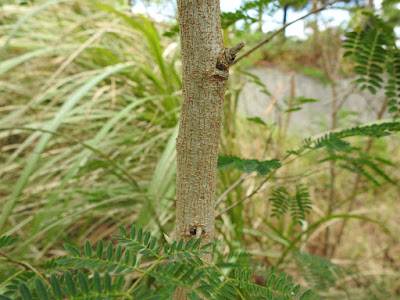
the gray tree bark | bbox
[174,0,244,298]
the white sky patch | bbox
[220,0,352,39]
[133,0,397,42]
[263,9,351,39]
[220,0,241,12]
[132,2,175,22]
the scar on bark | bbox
[189,222,205,238]
[213,41,245,80]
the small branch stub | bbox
[216,41,246,72]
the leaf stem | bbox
[127,256,166,294]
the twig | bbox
[0,251,47,283]
[215,173,249,207]
[215,173,272,219]
[232,0,345,64]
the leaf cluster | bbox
[295,251,350,290]
[0,227,313,300]
[343,13,400,116]
[288,122,400,156]
[221,0,277,29]
[294,251,390,299]
[0,235,19,250]
[286,123,399,186]
[270,185,312,224]
[218,155,281,175]
[320,153,396,186]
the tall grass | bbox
[0,1,181,262]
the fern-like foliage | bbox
[0,235,19,250]
[220,0,274,29]
[295,251,348,290]
[216,250,252,269]
[270,187,290,218]
[294,252,390,299]
[343,12,400,117]
[343,24,387,94]
[320,153,396,186]
[7,271,127,300]
[270,185,312,224]
[287,122,398,187]
[386,48,400,116]
[288,122,400,156]
[0,225,313,300]
[218,155,281,175]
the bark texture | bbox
[175,0,244,284]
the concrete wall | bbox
[237,67,388,135]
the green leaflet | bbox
[218,155,281,175]
[270,185,312,224]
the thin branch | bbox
[215,173,249,207]
[232,0,345,64]
[215,174,272,219]
[0,251,47,283]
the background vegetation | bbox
[0,0,399,299]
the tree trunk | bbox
[283,4,289,26]
[175,0,244,298]
[282,4,289,38]
[258,3,264,32]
